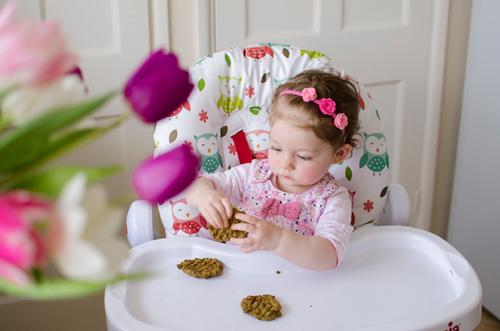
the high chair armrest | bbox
[127,200,154,247]
[379,183,411,226]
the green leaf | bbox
[0,273,149,300]
[261,72,270,83]
[7,165,121,198]
[249,106,261,115]
[169,129,178,143]
[380,186,388,198]
[345,166,353,181]
[225,54,231,67]
[0,92,116,174]
[1,115,124,185]
[220,125,228,138]
[197,79,205,91]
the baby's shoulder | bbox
[312,174,349,200]
[249,158,272,183]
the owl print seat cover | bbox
[154,43,391,238]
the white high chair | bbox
[105,44,482,331]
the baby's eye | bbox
[270,146,281,152]
[298,155,312,161]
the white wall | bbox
[447,0,500,318]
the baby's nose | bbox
[280,157,294,169]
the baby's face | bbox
[268,117,336,193]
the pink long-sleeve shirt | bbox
[204,159,353,263]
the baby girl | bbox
[186,69,360,270]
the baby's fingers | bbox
[229,237,251,247]
[229,237,256,253]
[221,198,232,219]
[201,206,224,228]
[212,201,229,228]
[231,222,254,234]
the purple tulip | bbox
[133,144,199,204]
[124,50,194,123]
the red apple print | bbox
[243,46,274,59]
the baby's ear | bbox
[333,144,352,164]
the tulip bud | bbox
[124,50,194,123]
[133,144,199,204]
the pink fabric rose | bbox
[301,87,317,102]
[334,113,349,130]
[318,98,336,115]
[0,2,77,88]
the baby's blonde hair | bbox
[270,70,360,149]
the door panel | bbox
[214,0,449,228]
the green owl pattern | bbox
[217,75,243,115]
[194,133,223,173]
[300,49,324,59]
[359,132,389,175]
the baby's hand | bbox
[229,213,283,253]
[197,189,232,229]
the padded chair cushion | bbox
[154,43,390,238]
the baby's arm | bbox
[231,214,338,270]
[185,162,252,228]
[275,231,338,270]
[231,187,353,270]
[185,177,232,228]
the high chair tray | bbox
[105,226,482,331]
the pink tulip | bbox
[0,260,31,286]
[133,144,199,204]
[0,2,77,88]
[0,197,37,270]
[0,192,58,275]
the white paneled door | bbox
[4,0,154,200]
[213,0,449,229]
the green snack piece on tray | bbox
[241,294,282,321]
[176,258,224,279]
[208,207,248,243]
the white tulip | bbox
[53,173,128,280]
[1,75,86,126]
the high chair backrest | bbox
[154,43,390,238]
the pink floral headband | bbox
[279,87,348,131]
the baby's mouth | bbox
[280,173,292,180]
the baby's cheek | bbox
[268,157,280,173]
[298,164,325,183]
